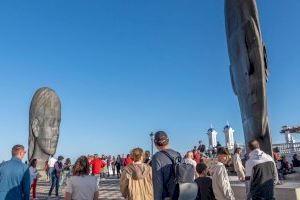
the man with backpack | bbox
[152,131,196,200]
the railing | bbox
[207,142,300,156]
[272,142,300,154]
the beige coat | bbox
[232,153,245,181]
[120,163,153,200]
[209,161,235,200]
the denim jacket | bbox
[0,157,30,200]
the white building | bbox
[207,128,218,148]
[283,132,296,144]
[223,124,235,152]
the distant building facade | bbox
[223,124,235,152]
[207,128,217,149]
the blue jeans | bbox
[48,174,60,196]
[48,167,54,180]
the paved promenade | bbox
[35,176,123,200]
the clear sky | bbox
[0,1,299,161]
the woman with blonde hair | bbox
[120,148,153,200]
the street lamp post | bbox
[150,132,154,157]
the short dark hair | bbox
[273,147,280,153]
[58,156,64,161]
[248,139,260,151]
[196,163,207,174]
[154,131,169,146]
[234,147,241,154]
[144,150,151,158]
[11,144,25,156]
[72,156,90,176]
[65,158,71,164]
[293,154,298,160]
[30,158,37,168]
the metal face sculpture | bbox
[28,87,61,170]
[224,0,272,155]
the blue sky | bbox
[0,1,299,161]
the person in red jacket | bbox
[90,154,106,187]
[193,150,201,164]
[124,154,133,167]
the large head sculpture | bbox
[28,87,61,168]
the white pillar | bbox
[284,132,295,144]
[223,124,235,151]
[207,128,218,148]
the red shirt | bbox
[124,157,133,166]
[90,158,106,175]
[193,152,201,164]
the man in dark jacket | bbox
[152,131,181,200]
[245,139,278,200]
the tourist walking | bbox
[64,156,99,200]
[151,131,181,200]
[0,144,31,200]
[111,156,116,176]
[193,149,201,164]
[124,154,133,167]
[232,147,245,181]
[61,158,72,187]
[106,155,112,177]
[194,163,215,200]
[100,155,107,178]
[90,154,106,186]
[184,151,197,178]
[144,150,151,165]
[48,155,57,182]
[273,147,285,180]
[292,153,300,167]
[209,147,235,200]
[120,148,153,200]
[116,155,122,178]
[44,160,49,181]
[29,158,39,200]
[48,155,64,198]
[245,139,278,200]
[121,154,126,170]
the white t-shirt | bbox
[65,175,98,200]
[48,157,57,168]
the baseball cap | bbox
[154,131,169,146]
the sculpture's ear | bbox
[32,118,39,138]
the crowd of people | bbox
[1,131,300,200]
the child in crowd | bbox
[194,163,216,200]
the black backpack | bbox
[161,151,195,199]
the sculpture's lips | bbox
[39,137,58,150]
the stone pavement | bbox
[98,177,124,200]
[34,176,124,200]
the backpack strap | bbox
[161,151,176,165]
[160,151,181,177]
